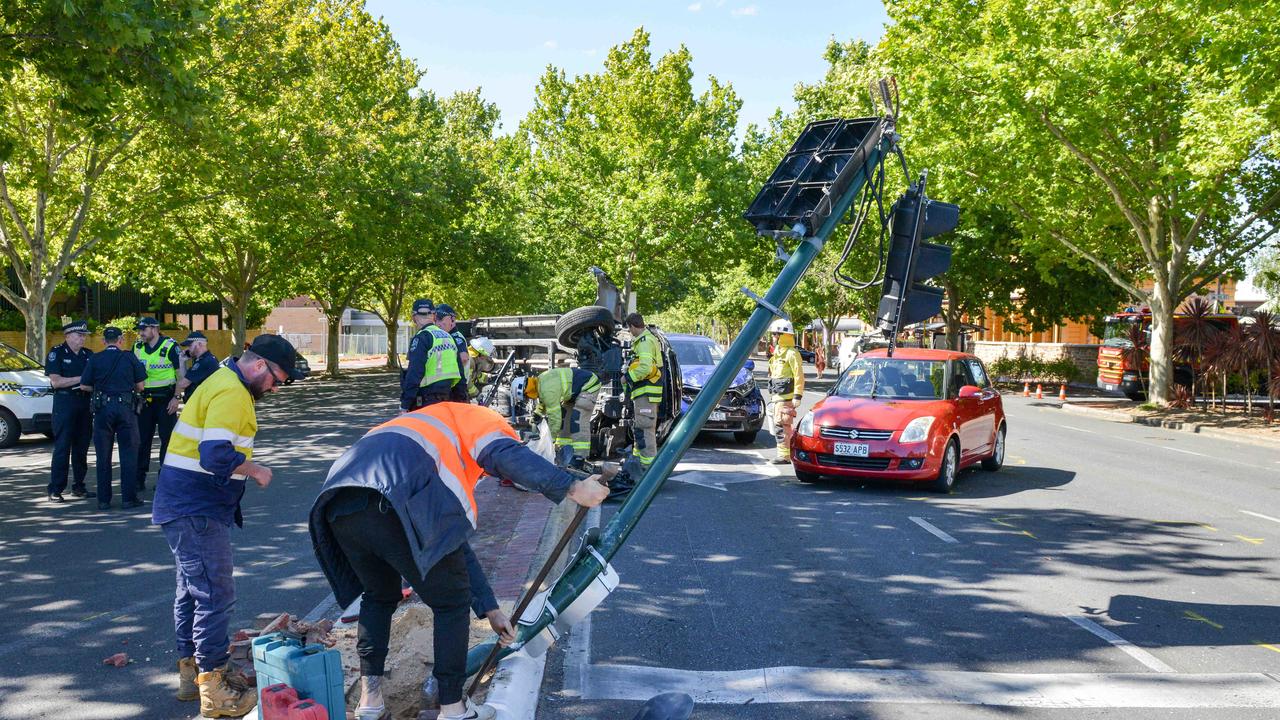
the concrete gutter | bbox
[1061,402,1280,449]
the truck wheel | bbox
[0,408,19,449]
[556,306,615,349]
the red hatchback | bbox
[790,348,1006,492]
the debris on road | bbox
[102,653,129,667]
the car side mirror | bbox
[744,359,755,372]
[957,385,981,400]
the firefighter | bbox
[401,299,462,412]
[620,313,663,493]
[466,337,497,399]
[767,318,804,463]
[309,403,608,720]
[521,366,601,467]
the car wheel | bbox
[982,423,1006,471]
[0,408,19,449]
[795,468,821,483]
[930,438,959,493]
[733,430,756,445]
[555,306,615,349]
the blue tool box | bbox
[252,633,344,719]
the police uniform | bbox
[82,328,147,509]
[133,318,181,491]
[180,331,220,402]
[435,303,471,404]
[45,320,94,500]
[401,299,463,411]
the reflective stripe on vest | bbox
[629,331,663,398]
[419,326,461,388]
[363,404,519,528]
[135,337,177,389]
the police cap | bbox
[180,330,208,347]
[435,303,456,319]
[248,334,305,380]
[103,327,124,341]
[412,298,435,315]
[62,319,89,334]
[135,317,159,329]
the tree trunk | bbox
[1148,279,1176,405]
[623,265,634,317]
[325,312,342,379]
[21,299,46,358]
[228,290,251,351]
[384,318,401,371]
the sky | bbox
[363,0,891,134]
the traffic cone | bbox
[1058,385,1067,401]
[1022,382,1030,397]
[1035,384,1043,399]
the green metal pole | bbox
[468,119,894,674]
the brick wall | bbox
[972,341,1101,384]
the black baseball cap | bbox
[135,317,159,329]
[435,303,456,319]
[412,298,435,315]
[62,319,89,334]
[248,334,304,380]
[180,331,208,346]
[103,327,124,341]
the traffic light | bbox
[876,174,960,340]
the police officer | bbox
[133,317,185,491]
[400,299,463,413]
[176,331,219,402]
[433,304,470,403]
[81,327,147,510]
[45,320,94,502]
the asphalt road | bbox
[536,372,1280,720]
[0,371,402,720]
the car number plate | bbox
[833,442,869,457]
[709,411,727,422]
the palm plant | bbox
[1246,310,1280,422]
[1204,324,1247,413]
[1122,323,1149,397]
[1174,298,1219,409]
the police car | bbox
[0,341,53,448]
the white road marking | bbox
[1058,425,1096,434]
[909,516,959,544]
[562,506,600,697]
[1240,510,1280,525]
[580,663,1280,707]
[1065,615,1176,673]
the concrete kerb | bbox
[483,496,584,720]
[1061,402,1280,449]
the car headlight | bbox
[900,416,935,443]
[797,412,814,437]
[18,385,50,398]
[733,376,756,392]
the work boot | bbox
[197,664,257,718]
[176,657,199,701]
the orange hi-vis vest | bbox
[361,402,517,527]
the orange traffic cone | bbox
[1035,384,1043,399]
[1058,385,1067,401]
[1022,382,1030,397]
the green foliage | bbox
[988,353,1078,384]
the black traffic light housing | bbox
[876,172,960,351]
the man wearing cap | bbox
[133,317,186,492]
[152,334,304,718]
[401,299,463,413]
[433,304,470,403]
[45,320,95,502]
[176,331,219,402]
[80,327,147,510]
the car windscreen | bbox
[671,339,724,366]
[834,358,946,399]
[0,342,42,371]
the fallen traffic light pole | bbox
[466,111,905,676]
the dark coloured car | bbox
[669,333,764,444]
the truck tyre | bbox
[556,306,615,349]
[0,408,19,449]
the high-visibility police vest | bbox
[627,330,664,399]
[165,366,256,479]
[135,337,178,391]
[417,325,461,388]
[365,403,518,527]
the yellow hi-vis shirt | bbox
[165,365,257,477]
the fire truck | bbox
[1096,306,1238,400]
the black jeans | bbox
[329,492,471,705]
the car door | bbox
[947,360,983,458]
[964,358,998,455]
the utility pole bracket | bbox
[740,287,789,321]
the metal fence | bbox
[283,327,412,357]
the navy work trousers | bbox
[94,400,140,504]
[163,515,236,672]
[48,393,92,495]
[329,497,470,705]
[136,392,176,489]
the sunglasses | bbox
[264,360,290,386]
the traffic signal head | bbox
[876,180,959,336]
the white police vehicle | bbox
[0,341,53,448]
